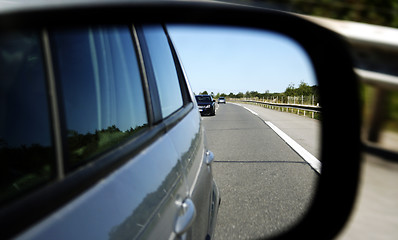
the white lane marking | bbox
[265,121,321,174]
[231,103,259,116]
[237,103,322,174]
[243,106,258,116]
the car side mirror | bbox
[0,2,360,240]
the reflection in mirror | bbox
[168,24,320,239]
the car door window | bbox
[49,26,148,171]
[141,25,184,118]
[0,31,55,205]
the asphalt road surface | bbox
[202,102,320,239]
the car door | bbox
[134,24,198,239]
[168,105,217,240]
[153,25,219,239]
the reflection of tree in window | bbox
[67,124,147,166]
[50,26,148,170]
[0,31,55,205]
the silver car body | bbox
[1,22,219,240]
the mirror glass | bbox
[168,24,321,239]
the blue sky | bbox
[167,24,317,95]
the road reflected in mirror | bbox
[168,24,321,239]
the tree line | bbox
[199,81,319,100]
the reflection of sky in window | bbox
[167,25,317,94]
[50,26,147,134]
[142,25,183,118]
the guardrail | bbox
[231,99,321,119]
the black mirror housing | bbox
[0,1,360,239]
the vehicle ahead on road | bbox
[0,18,220,240]
[196,95,216,116]
[218,97,226,104]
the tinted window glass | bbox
[0,31,55,205]
[50,26,147,169]
[195,96,212,102]
[142,25,183,118]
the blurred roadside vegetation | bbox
[361,84,398,133]
[388,92,398,132]
[221,0,398,28]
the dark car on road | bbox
[0,14,220,239]
[195,95,216,116]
